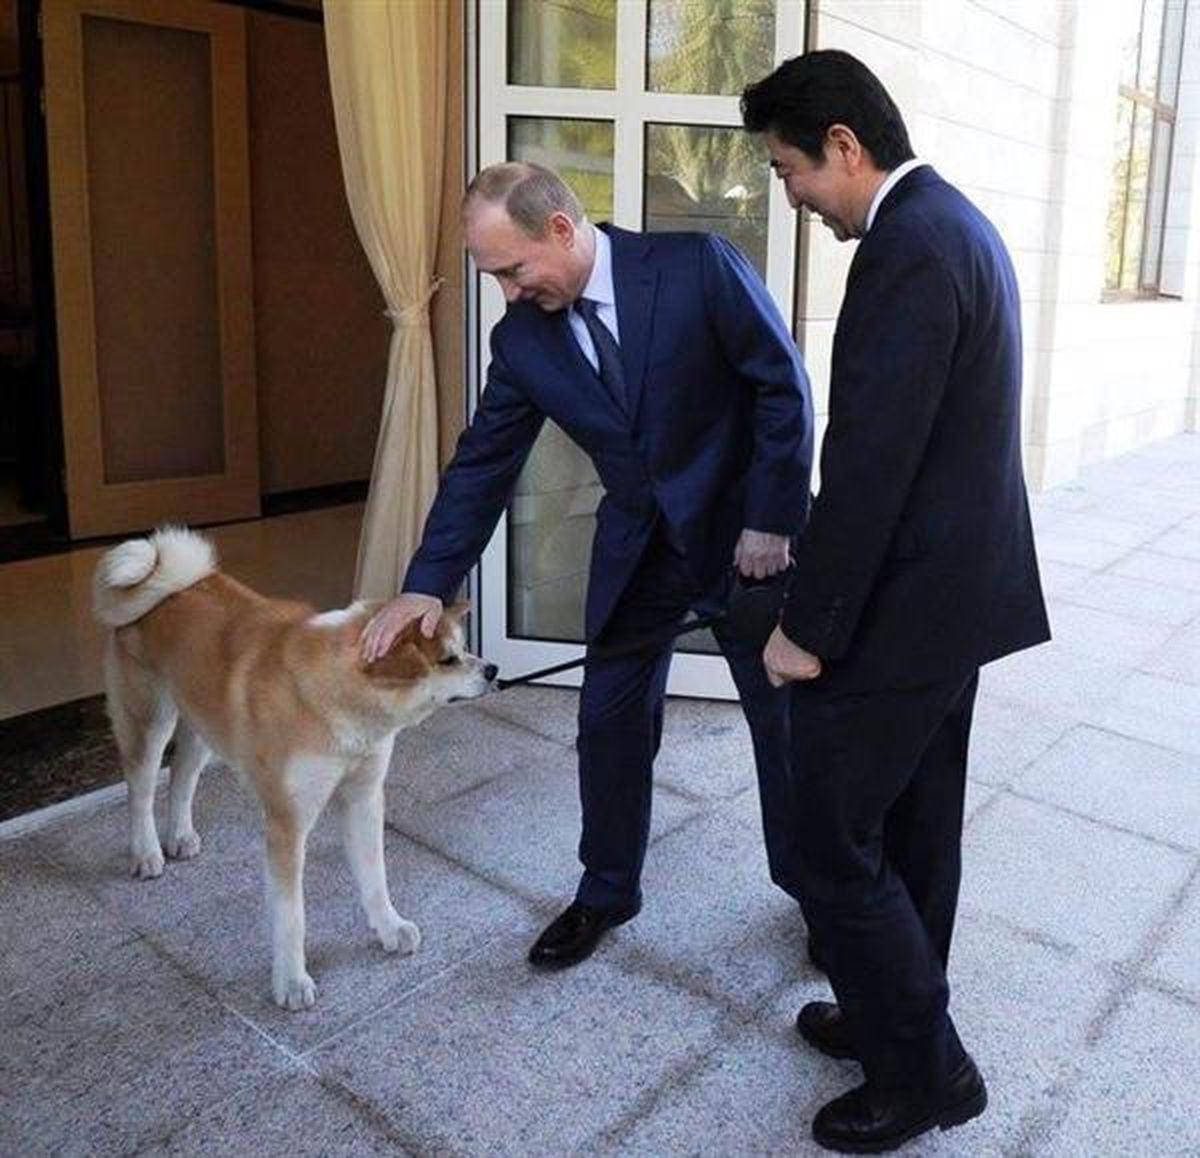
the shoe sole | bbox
[813,1085,987,1154]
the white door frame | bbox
[469,0,806,698]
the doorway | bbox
[0,0,66,562]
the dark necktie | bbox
[575,297,627,412]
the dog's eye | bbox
[439,656,460,667]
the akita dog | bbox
[93,527,494,1009]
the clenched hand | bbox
[734,529,791,580]
[763,624,822,687]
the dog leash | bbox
[493,570,788,691]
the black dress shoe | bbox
[527,898,641,969]
[795,1001,858,1060]
[812,1055,987,1153]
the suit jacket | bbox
[781,167,1050,689]
[405,225,814,640]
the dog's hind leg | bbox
[104,638,176,879]
[335,747,419,956]
[164,720,209,860]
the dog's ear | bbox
[444,600,471,623]
[365,639,430,682]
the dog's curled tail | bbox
[93,526,217,628]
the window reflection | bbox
[646,0,775,95]
[644,123,769,274]
[508,0,616,89]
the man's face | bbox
[466,203,586,312]
[764,131,864,242]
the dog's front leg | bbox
[265,808,316,1010]
[336,758,420,955]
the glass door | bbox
[473,0,805,698]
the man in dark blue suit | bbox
[361,162,814,968]
[743,51,1050,1153]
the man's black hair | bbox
[741,49,914,170]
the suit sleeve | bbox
[402,334,545,601]
[700,234,814,536]
[781,233,959,659]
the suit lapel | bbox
[606,225,659,425]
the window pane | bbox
[1121,105,1154,293]
[1158,0,1188,106]
[504,116,614,644]
[644,123,769,274]
[1137,0,1165,94]
[1118,0,1143,88]
[1141,118,1173,290]
[1105,97,1135,291]
[508,0,616,89]
[646,0,775,96]
[507,116,615,220]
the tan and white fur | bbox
[94,527,493,1010]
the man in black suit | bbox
[742,51,1050,1153]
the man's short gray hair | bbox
[464,162,584,237]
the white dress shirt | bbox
[865,158,928,233]
[569,225,620,371]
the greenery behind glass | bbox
[508,0,616,89]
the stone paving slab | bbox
[1146,870,1200,998]
[138,1066,413,1157]
[617,806,813,1007]
[1089,670,1200,757]
[1011,725,1200,850]
[960,793,1194,964]
[1041,989,1200,1156]
[311,939,727,1156]
[0,843,138,1003]
[967,690,1077,786]
[386,701,568,810]
[1057,572,1200,627]
[0,938,293,1157]
[1112,549,1200,593]
[388,745,702,905]
[1141,619,1200,685]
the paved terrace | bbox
[2,435,1199,1156]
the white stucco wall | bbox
[802,0,1200,489]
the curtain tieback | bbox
[385,277,444,327]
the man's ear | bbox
[825,123,863,167]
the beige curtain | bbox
[324,0,449,599]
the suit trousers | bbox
[574,527,801,910]
[788,667,980,1091]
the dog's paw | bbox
[376,912,421,955]
[273,971,317,1011]
[130,848,165,879]
[164,830,202,860]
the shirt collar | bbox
[865,158,928,233]
[578,224,615,308]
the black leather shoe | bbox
[795,1001,858,1060]
[527,898,641,969]
[812,1055,987,1153]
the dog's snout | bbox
[483,662,499,682]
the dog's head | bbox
[363,602,496,720]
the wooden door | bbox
[43,0,258,538]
